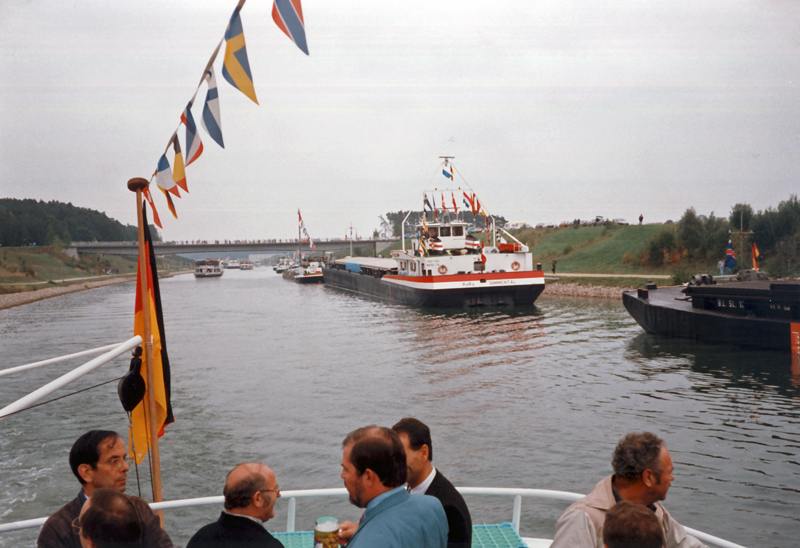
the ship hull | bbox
[622,285,795,350]
[323,266,544,307]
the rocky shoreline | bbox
[543,282,636,299]
[0,271,191,311]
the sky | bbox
[2,0,799,242]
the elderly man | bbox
[551,432,706,548]
[339,426,448,548]
[76,488,143,548]
[186,462,283,548]
[603,501,666,548]
[392,418,471,548]
[37,430,172,548]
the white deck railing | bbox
[0,336,142,420]
[0,486,745,548]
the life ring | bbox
[438,265,448,275]
[511,261,521,271]
[411,262,416,272]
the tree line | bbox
[0,199,160,247]
[639,195,800,276]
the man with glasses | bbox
[37,430,173,548]
[187,462,283,548]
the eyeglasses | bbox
[97,456,130,470]
[71,517,82,535]
[259,484,281,496]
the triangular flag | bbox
[223,7,259,104]
[142,187,163,230]
[159,187,178,219]
[181,103,204,166]
[155,155,180,197]
[272,0,309,55]
[171,135,188,193]
[201,68,225,148]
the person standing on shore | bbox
[552,260,557,275]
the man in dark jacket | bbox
[392,418,472,548]
[186,462,283,548]
[37,430,173,548]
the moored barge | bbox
[623,270,800,351]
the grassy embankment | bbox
[377,224,708,288]
[0,247,194,294]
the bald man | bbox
[187,462,283,548]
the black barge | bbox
[623,271,800,351]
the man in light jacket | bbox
[551,432,706,548]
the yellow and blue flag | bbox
[272,0,309,55]
[171,135,188,193]
[223,7,258,104]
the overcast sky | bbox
[2,0,799,241]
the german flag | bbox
[130,203,174,464]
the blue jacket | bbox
[348,487,448,548]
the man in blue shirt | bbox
[338,426,448,548]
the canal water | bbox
[1,267,798,547]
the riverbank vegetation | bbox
[0,198,160,247]
[0,247,193,294]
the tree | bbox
[729,203,753,231]
[677,208,703,262]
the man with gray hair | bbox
[186,462,282,548]
[551,432,706,548]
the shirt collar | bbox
[367,486,405,510]
[224,510,264,525]
[409,466,436,495]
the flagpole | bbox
[127,177,165,524]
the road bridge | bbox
[65,239,397,259]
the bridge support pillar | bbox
[64,247,80,260]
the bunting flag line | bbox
[201,68,225,148]
[272,0,309,55]
[181,103,204,166]
[725,240,737,269]
[130,203,175,464]
[752,242,760,270]
[142,187,163,230]
[223,7,259,104]
[160,187,178,219]
[171,135,188,193]
[155,155,180,197]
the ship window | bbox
[440,227,451,237]
[428,227,439,237]
[453,226,464,236]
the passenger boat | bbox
[274,257,292,273]
[239,260,254,270]
[223,259,240,269]
[294,260,324,284]
[323,161,545,307]
[194,259,223,278]
[622,269,800,351]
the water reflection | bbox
[626,333,800,396]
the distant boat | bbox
[194,259,223,278]
[223,259,240,269]
[239,260,254,271]
[294,260,324,284]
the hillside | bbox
[0,198,159,247]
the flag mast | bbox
[127,177,165,522]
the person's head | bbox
[69,431,129,495]
[603,501,665,548]
[223,462,281,522]
[341,426,407,508]
[77,488,142,548]
[612,432,674,505]
[391,418,433,489]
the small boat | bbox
[294,260,324,284]
[622,269,800,351]
[274,257,292,273]
[322,159,545,307]
[194,259,224,278]
[223,259,240,269]
[239,260,254,271]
